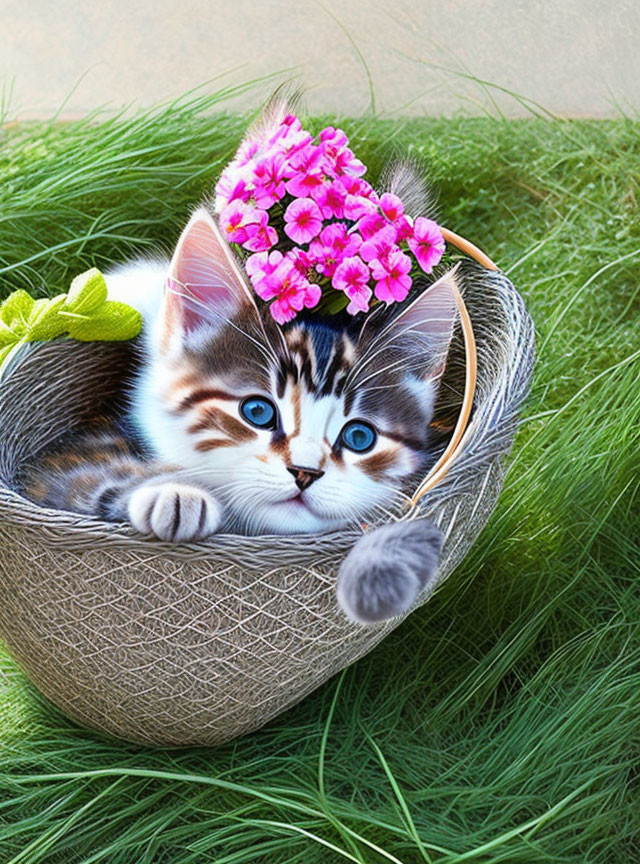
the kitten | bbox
[23,207,456,623]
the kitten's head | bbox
[136,208,458,535]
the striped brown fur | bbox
[359,449,400,480]
[195,438,237,452]
[187,406,257,442]
[23,427,168,522]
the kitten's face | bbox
[135,209,457,535]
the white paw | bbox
[128,482,221,542]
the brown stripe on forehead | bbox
[174,388,240,413]
[320,335,345,396]
[359,448,399,479]
[279,329,315,394]
[323,334,356,399]
[187,406,257,442]
[275,357,289,399]
[294,331,316,392]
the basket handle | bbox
[408,227,496,506]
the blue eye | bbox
[341,421,377,453]
[240,396,277,429]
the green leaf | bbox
[26,294,70,341]
[0,290,34,333]
[65,300,142,342]
[63,268,108,315]
[319,292,349,315]
[0,337,29,380]
[0,343,15,366]
[0,319,17,347]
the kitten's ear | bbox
[163,207,257,341]
[382,266,460,381]
[380,159,438,220]
[248,85,304,141]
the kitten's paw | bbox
[337,519,443,624]
[128,482,221,542]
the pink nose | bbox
[287,465,325,491]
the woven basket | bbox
[0,248,534,747]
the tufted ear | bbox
[381,266,460,382]
[380,158,438,220]
[163,207,257,343]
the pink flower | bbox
[300,279,322,309]
[309,223,362,277]
[356,212,386,239]
[218,201,263,244]
[332,256,370,294]
[235,138,260,167]
[319,127,366,178]
[319,126,349,150]
[257,257,301,306]
[332,255,372,315]
[287,142,324,174]
[270,258,320,323]
[285,143,327,199]
[243,221,278,252]
[267,115,312,156]
[252,153,287,208]
[359,224,398,263]
[270,291,303,324]
[288,247,316,278]
[286,171,326,200]
[214,171,251,211]
[379,192,404,222]
[246,250,284,299]
[337,175,377,200]
[332,256,372,314]
[284,197,323,244]
[370,250,413,303]
[394,214,414,242]
[334,147,366,177]
[314,180,347,219]
[345,283,372,315]
[407,217,445,273]
[344,194,378,222]
[248,252,321,323]
[214,113,447,324]
[337,175,365,196]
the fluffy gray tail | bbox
[337,518,443,624]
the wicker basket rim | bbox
[409,226,497,505]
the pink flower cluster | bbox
[215,114,445,324]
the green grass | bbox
[1,84,639,863]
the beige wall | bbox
[2,0,639,119]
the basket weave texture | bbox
[0,261,534,746]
